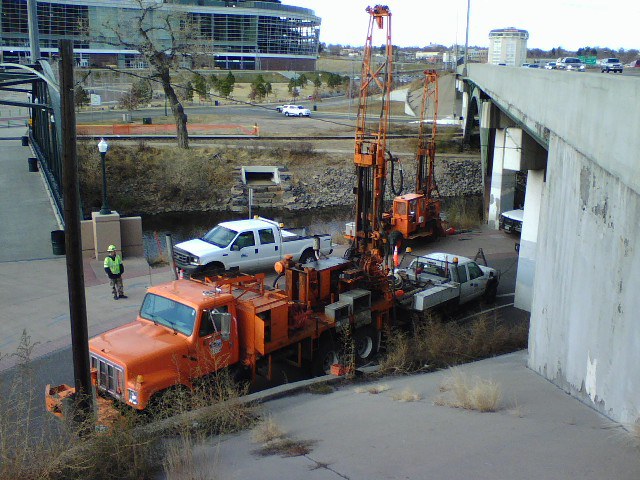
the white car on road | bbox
[282,105,311,117]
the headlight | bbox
[128,388,139,405]
[190,256,200,266]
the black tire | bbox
[202,262,225,276]
[354,327,378,365]
[312,337,340,376]
[285,112,290,117]
[299,249,316,265]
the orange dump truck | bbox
[46,256,393,413]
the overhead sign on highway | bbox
[579,56,597,65]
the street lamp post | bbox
[98,138,111,215]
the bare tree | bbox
[101,0,211,149]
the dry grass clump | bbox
[442,197,483,230]
[251,417,315,458]
[435,369,502,412]
[354,384,390,395]
[1,334,256,480]
[251,416,285,444]
[392,388,423,403]
[78,142,236,214]
[308,383,335,395]
[378,315,529,375]
[162,433,222,480]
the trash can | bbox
[21,136,29,146]
[214,100,219,106]
[142,117,152,125]
[51,230,65,256]
[28,157,38,172]
[313,105,317,111]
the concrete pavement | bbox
[179,352,640,480]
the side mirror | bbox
[231,244,240,251]
[212,312,232,341]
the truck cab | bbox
[88,280,240,410]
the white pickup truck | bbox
[173,217,333,275]
[393,252,499,312]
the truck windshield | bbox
[140,293,197,336]
[202,225,238,248]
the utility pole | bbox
[27,0,41,63]
[59,40,93,423]
[463,0,470,74]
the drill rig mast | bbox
[390,70,444,241]
[349,4,393,270]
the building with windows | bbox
[488,28,528,66]
[0,0,321,70]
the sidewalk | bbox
[0,131,175,367]
[178,351,640,480]
[0,131,60,262]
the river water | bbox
[141,196,483,261]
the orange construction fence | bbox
[77,123,259,136]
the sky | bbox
[284,0,640,51]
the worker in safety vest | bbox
[104,245,127,300]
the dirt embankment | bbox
[78,140,481,216]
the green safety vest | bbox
[104,255,123,275]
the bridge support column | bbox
[487,128,516,229]
[461,90,470,139]
[514,169,545,311]
[479,101,498,219]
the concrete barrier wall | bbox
[466,64,640,196]
[80,215,143,259]
[466,65,640,423]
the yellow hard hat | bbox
[107,245,116,252]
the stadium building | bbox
[0,0,321,70]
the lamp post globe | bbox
[98,138,111,215]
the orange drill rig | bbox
[390,70,444,244]
[346,4,394,281]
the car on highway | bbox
[599,58,623,73]
[282,105,311,117]
[275,104,294,113]
[544,62,557,69]
[527,64,540,69]
[556,57,585,72]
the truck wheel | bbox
[299,249,316,264]
[354,327,378,364]
[312,337,340,376]
[203,262,225,275]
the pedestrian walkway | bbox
[0,127,60,262]
[0,128,175,368]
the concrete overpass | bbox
[459,64,640,425]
